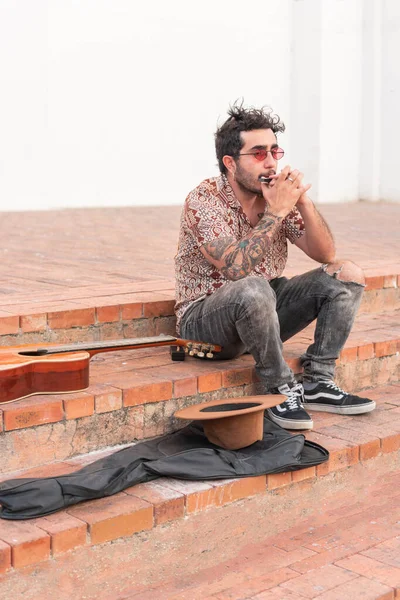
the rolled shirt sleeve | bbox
[282,207,305,244]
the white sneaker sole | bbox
[267,409,313,430]
[302,400,376,415]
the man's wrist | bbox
[263,209,284,221]
[296,194,313,210]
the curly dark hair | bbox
[215,101,285,174]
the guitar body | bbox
[0,336,222,405]
[0,347,90,405]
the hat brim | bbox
[174,395,285,421]
[174,395,287,450]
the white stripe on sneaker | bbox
[304,392,344,401]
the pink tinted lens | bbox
[272,148,284,160]
[254,150,268,161]
[254,148,284,161]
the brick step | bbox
[0,382,399,578]
[125,459,400,600]
[0,271,398,346]
[0,309,399,474]
[0,280,177,345]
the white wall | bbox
[0,1,48,210]
[289,0,323,199]
[318,0,363,204]
[359,0,382,202]
[380,0,400,202]
[0,0,399,211]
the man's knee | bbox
[322,260,365,286]
[231,276,276,310]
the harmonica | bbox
[259,176,273,184]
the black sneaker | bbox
[267,382,313,430]
[303,381,376,414]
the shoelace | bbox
[324,381,348,396]
[283,383,304,410]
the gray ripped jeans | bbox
[179,267,364,389]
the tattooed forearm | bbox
[201,213,283,280]
[220,237,267,279]
[205,236,237,261]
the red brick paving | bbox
[0,311,399,475]
[1,203,399,298]
[0,203,399,340]
[132,465,400,599]
[0,202,399,596]
[0,453,398,599]
[0,382,399,581]
[1,308,398,439]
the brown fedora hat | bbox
[174,395,285,450]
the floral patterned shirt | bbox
[174,174,305,330]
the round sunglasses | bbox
[238,148,285,161]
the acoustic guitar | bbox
[0,335,221,405]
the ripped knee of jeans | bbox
[321,263,343,279]
[321,261,365,287]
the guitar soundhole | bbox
[18,350,49,356]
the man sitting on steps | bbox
[174,102,376,430]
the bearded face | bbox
[231,129,279,196]
[234,161,266,196]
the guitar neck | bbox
[45,335,179,357]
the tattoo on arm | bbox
[202,213,283,280]
[204,236,236,261]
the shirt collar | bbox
[220,174,241,210]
